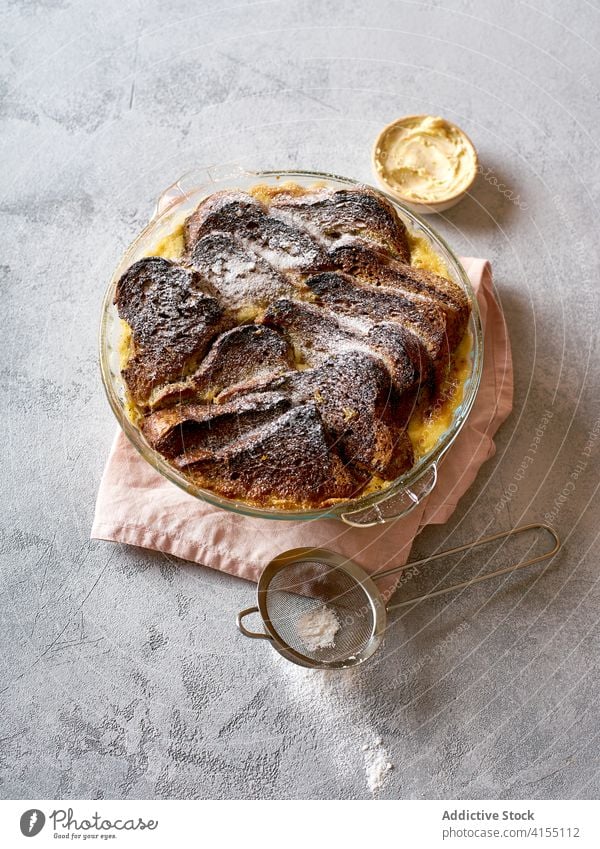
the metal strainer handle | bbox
[236,607,272,640]
[382,523,560,611]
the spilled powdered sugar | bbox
[362,737,394,795]
[296,605,341,651]
[272,657,396,797]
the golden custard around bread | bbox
[115,182,472,509]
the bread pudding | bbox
[114,183,472,509]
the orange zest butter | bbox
[374,115,477,206]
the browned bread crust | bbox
[142,392,290,458]
[148,324,294,410]
[174,404,364,507]
[188,233,297,308]
[185,191,326,274]
[271,352,414,479]
[217,350,414,480]
[305,271,449,363]
[270,186,411,262]
[328,238,469,349]
[114,257,227,406]
[183,190,262,250]
[262,298,428,395]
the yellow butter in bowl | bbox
[373,115,478,213]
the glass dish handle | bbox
[152,179,189,219]
[152,163,252,220]
[340,463,438,527]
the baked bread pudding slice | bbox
[114,183,471,509]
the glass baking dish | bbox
[99,166,483,527]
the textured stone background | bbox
[1,0,599,800]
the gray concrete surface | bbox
[1,0,599,800]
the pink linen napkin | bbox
[91,259,512,589]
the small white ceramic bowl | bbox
[372,114,479,214]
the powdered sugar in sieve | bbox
[296,605,341,651]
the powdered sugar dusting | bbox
[244,239,320,273]
[362,737,394,795]
[297,605,341,651]
[269,204,332,244]
[272,658,398,797]
[202,252,295,308]
[190,232,297,309]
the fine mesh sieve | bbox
[261,556,384,667]
[237,523,561,669]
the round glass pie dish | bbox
[99,166,483,527]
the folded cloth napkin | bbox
[91,259,512,592]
